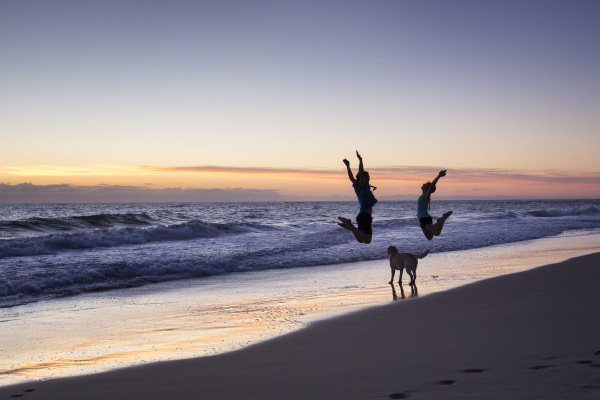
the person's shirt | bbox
[417,194,431,218]
[353,182,377,213]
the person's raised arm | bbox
[423,170,446,201]
[343,158,357,184]
[356,151,367,184]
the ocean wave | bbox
[0,220,274,258]
[0,259,223,307]
[494,211,519,219]
[1,200,599,308]
[0,212,154,234]
[528,205,599,218]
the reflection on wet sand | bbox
[390,283,418,300]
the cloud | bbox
[138,164,600,186]
[136,165,341,178]
[1,165,138,176]
[5,164,598,187]
[0,183,288,204]
[1,165,598,203]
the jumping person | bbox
[417,170,452,241]
[338,151,377,244]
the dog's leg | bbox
[398,269,403,285]
[407,270,414,285]
[389,268,395,284]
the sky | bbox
[1,0,599,202]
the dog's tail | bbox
[415,249,430,259]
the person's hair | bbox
[356,171,376,190]
[424,182,435,211]
[356,171,370,181]
[424,182,436,194]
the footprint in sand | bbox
[9,389,35,398]
[463,368,485,373]
[438,380,456,385]
[527,365,553,370]
[574,360,600,368]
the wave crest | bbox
[528,206,599,218]
[0,220,272,258]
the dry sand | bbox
[2,252,599,399]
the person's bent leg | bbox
[338,221,369,243]
[432,210,452,236]
[352,228,370,243]
[422,226,434,240]
[354,211,373,244]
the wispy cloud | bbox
[0,183,288,204]
[136,165,341,178]
[1,165,598,203]
[1,165,138,176]
[4,164,598,187]
[137,164,600,186]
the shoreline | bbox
[2,251,600,398]
[1,231,600,390]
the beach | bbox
[1,231,599,386]
[1,201,600,398]
[2,247,600,398]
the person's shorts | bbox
[419,216,433,229]
[356,212,373,235]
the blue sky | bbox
[1,0,599,201]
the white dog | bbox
[387,246,430,285]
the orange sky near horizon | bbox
[1,164,598,199]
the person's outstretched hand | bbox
[356,151,362,160]
[438,170,447,177]
[343,158,350,166]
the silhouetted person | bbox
[417,170,452,240]
[338,151,377,244]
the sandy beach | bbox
[2,250,599,399]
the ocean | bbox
[1,200,600,309]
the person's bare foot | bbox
[338,222,353,230]
[338,216,352,224]
[443,210,453,219]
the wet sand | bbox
[2,241,600,398]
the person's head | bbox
[421,182,436,194]
[356,171,370,184]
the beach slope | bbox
[3,253,600,399]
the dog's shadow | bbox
[390,283,418,300]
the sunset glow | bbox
[1,1,599,202]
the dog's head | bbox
[387,246,398,257]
